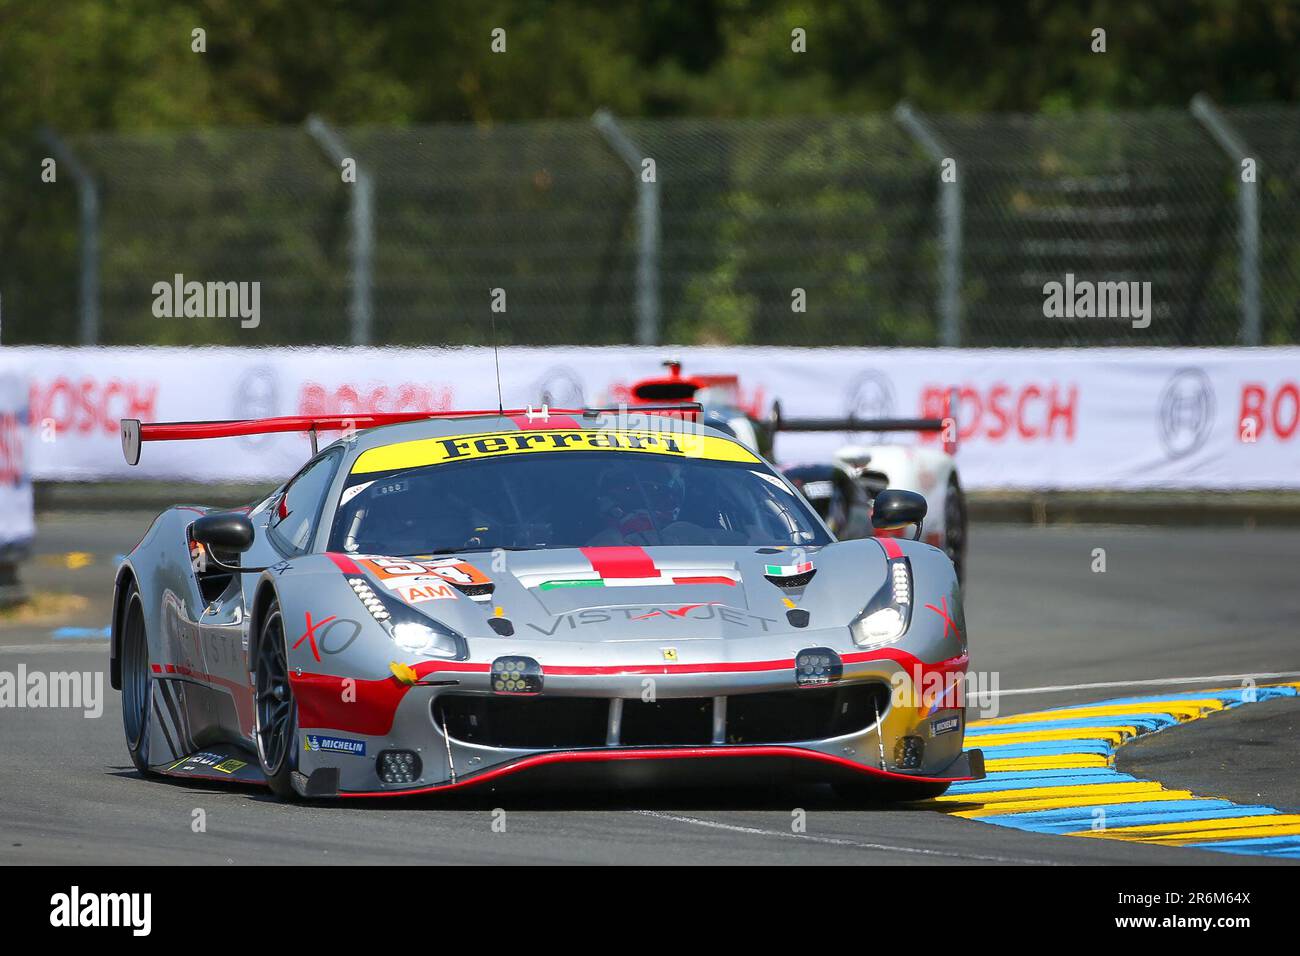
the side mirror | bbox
[871,489,927,540]
[192,513,255,553]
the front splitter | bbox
[336,744,986,798]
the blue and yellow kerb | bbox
[935,683,1300,859]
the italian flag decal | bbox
[528,546,739,591]
[764,561,814,577]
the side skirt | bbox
[151,741,268,787]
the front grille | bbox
[726,683,891,744]
[435,681,891,750]
[620,697,713,746]
[437,695,608,749]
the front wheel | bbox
[254,600,298,799]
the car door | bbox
[206,450,343,744]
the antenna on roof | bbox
[490,307,504,414]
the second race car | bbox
[609,361,968,582]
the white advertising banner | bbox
[1,346,1298,490]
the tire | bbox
[119,581,153,775]
[254,600,299,800]
[833,777,952,804]
[943,473,968,585]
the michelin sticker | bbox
[304,734,367,756]
[930,715,961,736]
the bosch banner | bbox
[2,346,1297,489]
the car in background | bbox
[615,362,967,583]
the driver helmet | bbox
[597,462,684,531]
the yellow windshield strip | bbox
[351,428,759,474]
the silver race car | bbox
[111,405,983,801]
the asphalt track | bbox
[2,512,1298,865]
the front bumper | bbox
[291,645,977,796]
[330,744,986,799]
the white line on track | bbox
[634,810,1059,864]
[981,671,1300,698]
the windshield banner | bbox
[351,428,759,473]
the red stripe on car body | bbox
[874,536,904,559]
[580,545,658,579]
[291,660,493,737]
[326,552,363,574]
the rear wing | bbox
[120,403,702,465]
[769,390,958,456]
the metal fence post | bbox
[893,102,962,347]
[39,127,99,344]
[592,109,660,346]
[1190,94,1261,346]
[306,115,374,346]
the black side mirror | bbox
[192,513,255,553]
[871,489,927,540]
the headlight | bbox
[390,619,460,658]
[347,577,390,621]
[850,556,913,647]
[858,606,906,642]
[348,576,466,659]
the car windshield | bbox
[328,442,831,555]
